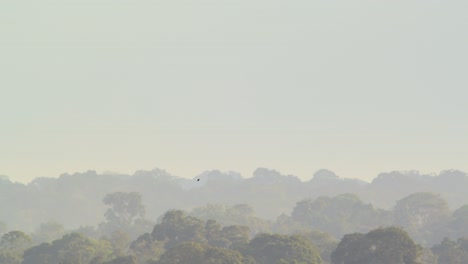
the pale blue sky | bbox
[1,0,467,183]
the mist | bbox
[2,0,468,263]
[1,168,468,263]
[2,0,468,183]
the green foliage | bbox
[447,205,468,239]
[218,225,250,250]
[103,255,137,264]
[3,168,468,236]
[205,219,223,246]
[0,230,31,264]
[203,246,245,264]
[431,237,468,264]
[129,233,165,264]
[0,230,31,251]
[291,194,390,238]
[103,192,145,228]
[156,242,205,264]
[23,233,113,264]
[272,213,313,235]
[1,187,467,264]
[420,248,438,264]
[157,242,244,264]
[103,230,131,257]
[151,210,206,249]
[190,204,270,234]
[453,205,468,220]
[394,192,450,245]
[249,233,322,264]
[152,209,252,253]
[331,227,422,264]
[297,231,338,264]
[0,251,22,264]
[100,192,153,242]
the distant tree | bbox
[151,210,206,249]
[103,229,131,257]
[0,230,32,264]
[0,222,6,236]
[311,169,340,181]
[103,192,145,228]
[447,205,468,239]
[420,248,438,264]
[249,233,322,264]
[156,241,244,264]
[331,227,422,264]
[298,230,338,264]
[100,192,148,241]
[32,221,65,244]
[203,246,245,264]
[0,230,31,251]
[204,220,244,249]
[221,225,250,245]
[23,233,113,264]
[190,204,270,234]
[102,255,137,264]
[0,251,22,264]
[272,213,307,234]
[129,233,165,264]
[394,192,450,245]
[205,219,223,246]
[292,194,390,238]
[431,237,468,264]
[155,241,205,264]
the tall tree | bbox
[0,230,31,251]
[448,205,468,239]
[129,233,165,264]
[151,210,206,249]
[219,225,250,250]
[298,230,338,264]
[102,255,137,264]
[23,233,113,264]
[292,194,390,238]
[331,227,422,264]
[394,192,450,245]
[103,192,145,228]
[249,233,322,264]
[190,204,270,234]
[156,242,244,264]
[431,237,468,264]
[0,230,32,264]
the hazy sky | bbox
[1,0,467,183]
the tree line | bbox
[2,168,468,233]
[1,189,468,263]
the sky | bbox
[1,0,467,183]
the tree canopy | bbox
[331,227,422,264]
[249,233,322,264]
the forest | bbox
[1,168,468,263]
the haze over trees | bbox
[1,168,468,263]
[2,168,468,233]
